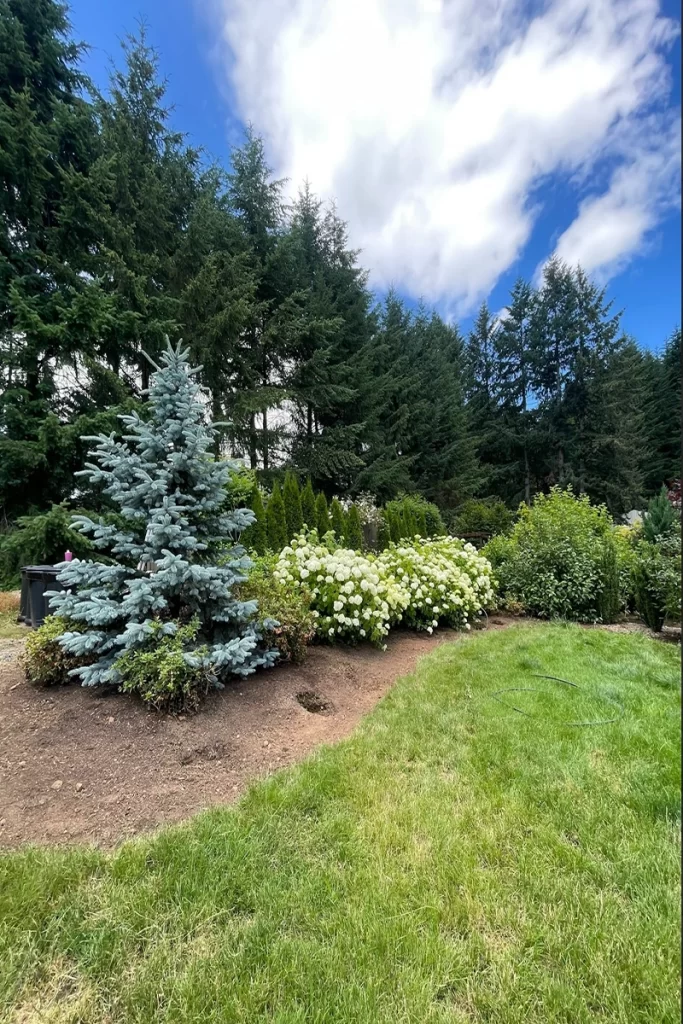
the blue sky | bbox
[69,0,681,352]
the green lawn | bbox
[1,625,680,1023]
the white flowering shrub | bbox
[340,492,383,528]
[274,531,496,646]
[273,532,408,646]
[377,536,496,633]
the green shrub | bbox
[344,504,364,550]
[301,478,317,532]
[266,483,288,552]
[0,504,95,589]
[450,498,513,539]
[642,486,676,543]
[117,619,211,712]
[486,487,616,621]
[240,557,316,664]
[632,536,681,632]
[330,498,346,541]
[23,615,92,687]
[596,538,620,624]
[377,513,391,551]
[243,484,267,555]
[384,495,444,540]
[315,492,330,537]
[283,472,303,540]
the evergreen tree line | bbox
[1,1,679,532]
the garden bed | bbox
[0,623,515,848]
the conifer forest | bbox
[0,1,680,539]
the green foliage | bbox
[344,504,364,550]
[117,619,210,712]
[632,536,681,632]
[595,538,621,624]
[377,513,391,551]
[0,505,96,589]
[642,487,676,543]
[384,495,444,541]
[240,557,315,664]
[23,616,91,688]
[266,483,288,553]
[451,498,513,539]
[489,487,616,620]
[242,484,266,555]
[315,492,330,537]
[330,498,346,541]
[283,472,303,540]
[301,479,317,531]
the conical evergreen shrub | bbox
[330,498,346,541]
[47,342,278,692]
[315,492,330,537]
[244,484,267,555]
[283,471,303,540]
[345,504,363,550]
[301,478,317,532]
[266,483,288,552]
[377,513,391,551]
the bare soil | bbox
[0,623,514,849]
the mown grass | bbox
[0,625,680,1023]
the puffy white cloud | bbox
[212,0,679,308]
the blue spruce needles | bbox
[48,342,278,691]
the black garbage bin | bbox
[19,566,65,628]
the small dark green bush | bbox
[450,498,513,539]
[117,619,211,712]
[283,471,303,540]
[384,495,444,540]
[242,483,267,555]
[23,615,92,687]
[596,538,620,624]
[632,537,681,632]
[240,558,315,664]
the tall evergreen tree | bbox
[283,471,303,539]
[301,477,317,531]
[315,491,330,536]
[330,497,346,540]
[265,482,287,552]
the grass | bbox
[0,625,680,1023]
[0,591,26,640]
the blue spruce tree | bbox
[48,342,278,690]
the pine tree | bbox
[315,492,330,536]
[344,504,363,550]
[301,477,317,531]
[330,497,346,541]
[243,483,266,555]
[48,342,277,688]
[266,482,287,552]
[283,471,303,540]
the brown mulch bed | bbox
[0,619,517,850]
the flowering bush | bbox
[340,492,383,528]
[378,537,496,633]
[274,531,496,646]
[274,532,407,645]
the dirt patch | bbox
[1,625,522,849]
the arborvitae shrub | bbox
[266,483,288,552]
[345,504,363,550]
[596,538,620,623]
[243,484,267,555]
[643,486,676,543]
[415,509,428,538]
[377,513,391,551]
[315,492,330,537]
[330,498,346,541]
[301,478,317,532]
[389,509,401,543]
[283,471,303,540]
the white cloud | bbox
[213,0,679,309]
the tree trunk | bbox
[249,413,257,469]
[262,408,269,471]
